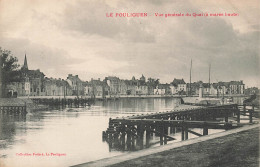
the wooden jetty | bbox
[0,105,27,115]
[31,97,94,109]
[102,104,258,151]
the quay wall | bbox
[17,95,183,100]
[0,98,33,106]
[17,94,248,100]
[0,98,48,112]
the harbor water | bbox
[0,97,182,167]
[0,97,246,167]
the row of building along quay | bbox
[5,55,250,98]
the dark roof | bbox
[171,78,186,86]
[202,83,210,88]
[44,77,71,87]
[89,79,106,86]
[67,74,82,82]
[229,81,244,85]
[212,83,219,89]
[105,76,120,81]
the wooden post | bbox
[203,122,208,135]
[159,125,163,145]
[131,126,135,150]
[121,124,126,149]
[203,127,208,135]
[126,125,131,150]
[237,108,240,123]
[146,125,150,148]
[185,127,189,140]
[102,131,107,141]
[136,125,140,147]
[137,124,144,149]
[243,104,246,114]
[170,116,175,134]
[225,110,228,122]
[249,109,253,123]
[150,124,154,137]
[108,134,112,152]
[181,125,185,141]
[164,124,168,144]
[140,125,144,149]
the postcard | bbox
[0,0,259,167]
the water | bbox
[0,97,186,167]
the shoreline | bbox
[15,94,248,100]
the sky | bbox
[0,0,259,87]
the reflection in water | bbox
[232,96,247,105]
[0,97,238,167]
[0,114,26,150]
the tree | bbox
[0,47,20,97]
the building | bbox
[5,76,30,97]
[85,78,109,98]
[66,74,84,96]
[187,80,245,96]
[229,81,245,94]
[119,80,128,95]
[27,69,45,96]
[104,76,120,95]
[136,83,148,95]
[186,81,202,96]
[170,78,186,95]
[21,55,45,96]
[245,87,259,95]
[124,80,136,95]
[44,78,72,96]
[154,84,166,95]
[217,82,229,95]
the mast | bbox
[209,63,211,96]
[189,59,192,96]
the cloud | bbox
[60,0,155,43]
[0,37,85,78]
